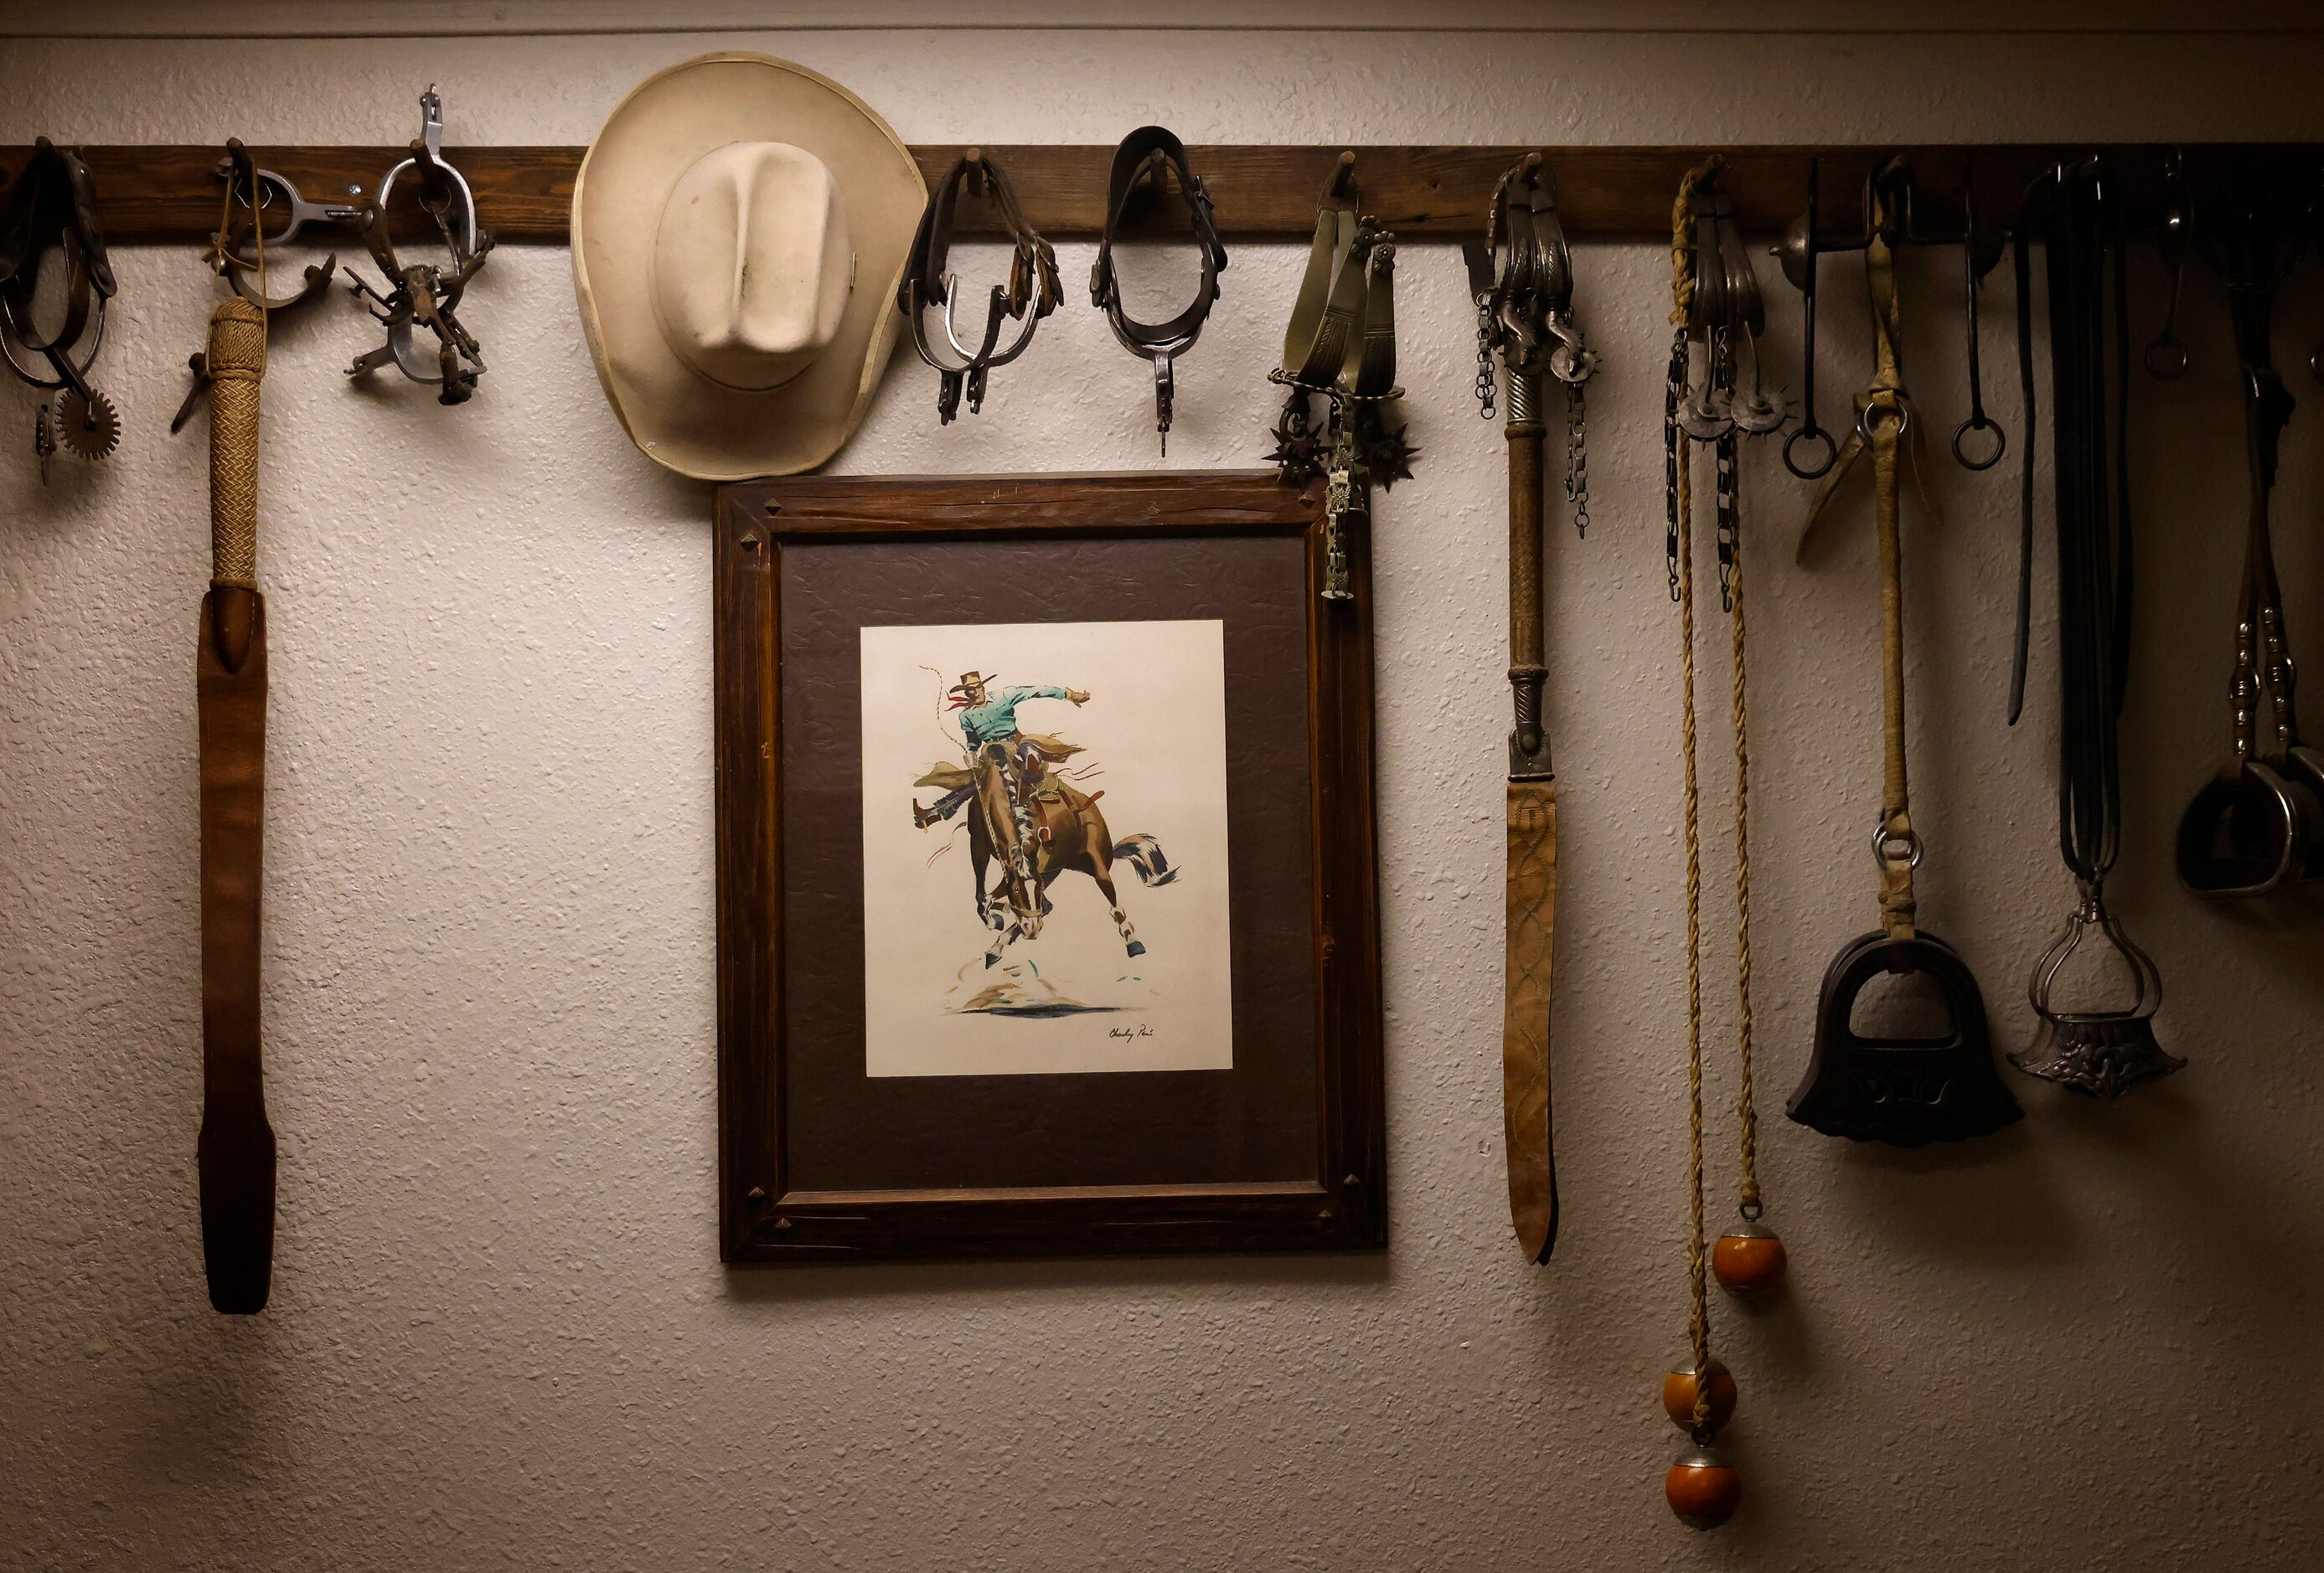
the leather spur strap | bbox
[1268,154,1407,601]
[897,151,1061,423]
[197,297,275,1314]
[1087,126,1227,451]
[0,137,116,394]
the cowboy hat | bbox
[571,53,926,480]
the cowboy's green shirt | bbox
[960,685,1070,749]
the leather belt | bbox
[1087,126,1227,451]
[196,297,276,1314]
[898,150,1061,424]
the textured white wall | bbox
[4,25,2322,1572]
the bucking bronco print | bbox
[858,620,1235,1078]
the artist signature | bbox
[1108,1024,1155,1040]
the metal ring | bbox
[1952,415,2006,472]
[1783,424,1836,480]
[1856,397,1910,445]
[374,154,479,260]
[1869,822,1924,871]
[2146,338,2189,381]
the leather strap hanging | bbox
[197,297,275,1314]
[898,150,1061,424]
[1787,162,2020,1150]
[2008,158,2180,1096]
[2172,162,2324,897]
[1087,126,1226,452]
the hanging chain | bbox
[1715,431,1740,613]
[1474,298,1499,420]
[1565,374,1591,538]
[1664,331,1687,603]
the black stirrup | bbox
[1791,930,2023,1148]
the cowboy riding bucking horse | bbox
[912,671,1176,967]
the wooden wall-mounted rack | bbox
[4,142,2308,247]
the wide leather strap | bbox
[1503,781,1558,1262]
[199,585,274,1314]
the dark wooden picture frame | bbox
[712,472,1383,1263]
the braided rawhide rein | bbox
[1660,155,1784,1534]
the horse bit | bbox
[1088,126,1227,453]
[899,150,1063,424]
[1668,167,1777,611]
[1465,153,1597,537]
[0,138,118,478]
[1775,156,2007,484]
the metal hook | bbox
[1777,157,1837,480]
[1952,156,2007,471]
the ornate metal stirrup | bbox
[900,149,1061,425]
[1088,126,1226,453]
[2012,884,2181,1098]
[2176,162,2320,896]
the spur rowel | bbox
[1789,930,2022,1147]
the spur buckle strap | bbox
[900,152,1060,424]
[0,138,115,405]
[1086,129,1221,451]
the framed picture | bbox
[712,472,1383,1262]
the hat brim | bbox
[571,54,927,482]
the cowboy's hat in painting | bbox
[571,53,926,480]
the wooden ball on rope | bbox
[1660,1356,1737,1436]
[1666,1441,1743,1530]
[1712,1216,1788,1297]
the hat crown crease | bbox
[653,140,851,391]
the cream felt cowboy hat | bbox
[571,53,926,480]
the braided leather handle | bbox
[207,297,266,591]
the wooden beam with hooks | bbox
[0,142,2311,247]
